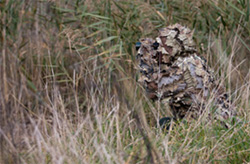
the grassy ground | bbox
[0,0,250,163]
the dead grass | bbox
[0,0,250,163]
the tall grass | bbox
[0,0,250,163]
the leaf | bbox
[27,79,37,92]
[94,36,118,46]
[82,12,111,20]
[246,0,249,21]
[54,7,75,13]
[226,0,246,16]
[112,0,126,14]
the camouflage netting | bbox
[136,24,236,127]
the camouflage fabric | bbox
[136,24,236,127]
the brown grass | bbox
[0,0,250,163]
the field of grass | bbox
[0,0,250,163]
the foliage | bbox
[0,0,249,163]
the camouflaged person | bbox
[136,24,237,129]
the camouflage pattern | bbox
[136,24,236,127]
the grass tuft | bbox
[0,0,250,163]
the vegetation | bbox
[0,0,249,163]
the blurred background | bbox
[0,0,250,163]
